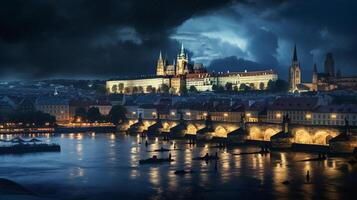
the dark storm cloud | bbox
[173,0,357,81]
[1,0,357,80]
[0,0,233,79]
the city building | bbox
[106,44,278,95]
[35,97,70,122]
[267,97,322,125]
[288,45,357,92]
[289,45,301,92]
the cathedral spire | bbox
[313,63,317,73]
[180,43,184,56]
[159,51,162,60]
[293,44,298,61]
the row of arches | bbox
[248,126,338,145]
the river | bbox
[0,133,356,200]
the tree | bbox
[213,85,224,93]
[124,87,131,94]
[179,84,188,96]
[109,105,127,125]
[225,82,233,91]
[189,85,198,93]
[151,87,157,94]
[274,79,289,92]
[259,82,265,90]
[169,87,176,94]
[118,83,124,93]
[212,84,218,91]
[132,86,139,94]
[111,85,118,93]
[160,84,170,94]
[233,85,238,91]
[267,80,275,90]
[74,107,87,122]
[146,85,153,93]
[267,79,289,93]
[7,111,56,127]
[239,83,250,91]
[138,86,144,93]
[87,107,102,122]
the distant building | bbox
[289,46,357,92]
[267,97,322,125]
[35,97,70,122]
[289,45,301,92]
[90,100,112,115]
[312,104,357,126]
[106,44,278,95]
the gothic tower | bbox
[311,63,318,91]
[176,44,188,75]
[324,52,335,77]
[289,45,301,92]
[312,63,318,84]
[156,51,166,76]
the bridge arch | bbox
[264,128,278,141]
[249,126,263,140]
[186,124,198,135]
[214,126,227,137]
[294,129,313,144]
[313,130,335,145]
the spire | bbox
[313,63,317,73]
[293,44,298,61]
[180,43,184,56]
[159,51,162,60]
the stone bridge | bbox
[121,118,349,145]
[247,123,342,145]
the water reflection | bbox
[0,133,355,200]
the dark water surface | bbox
[0,133,356,200]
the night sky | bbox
[0,0,356,81]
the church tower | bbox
[311,63,318,91]
[312,63,318,84]
[289,45,301,92]
[176,44,189,75]
[156,51,166,76]
[324,52,335,77]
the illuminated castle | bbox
[289,45,357,92]
[156,44,206,76]
[107,44,278,95]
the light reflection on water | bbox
[0,133,356,200]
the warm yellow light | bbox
[152,112,157,116]
[186,112,191,116]
[132,111,136,115]
[306,114,312,119]
[224,113,228,117]
[203,112,207,116]
[331,114,337,119]
[76,117,81,123]
[246,113,251,117]
[276,113,281,118]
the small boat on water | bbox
[0,136,60,154]
[193,153,219,161]
[139,155,174,164]
[153,147,170,152]
[297,154,327,162]
[232,147,270,156]
[174,170,194,175]
[348,159,357,165]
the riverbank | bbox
[0,125,117,134]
